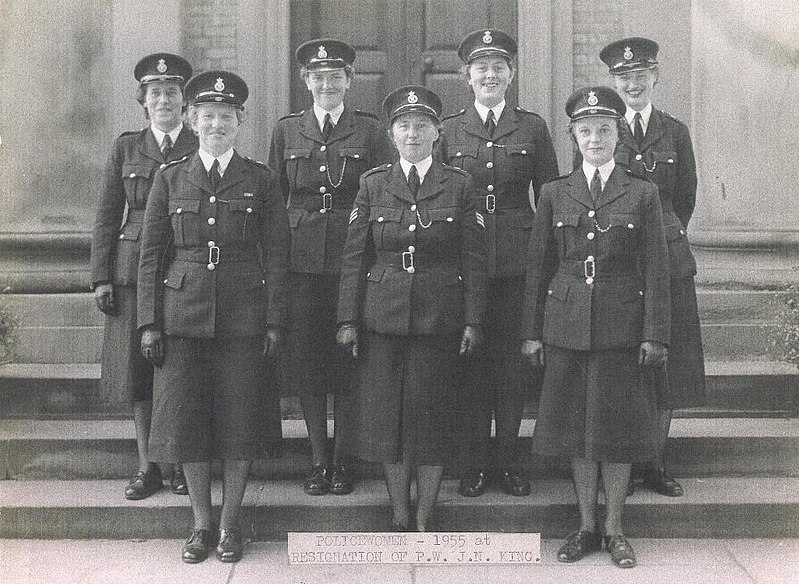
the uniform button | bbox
[408,224,416,232]
[320,186,327,193]
[547,289,553,295]
[486,162,494,169]
[635,154,642,161]
[639,290,644,296]
[377,217,384,222]
[588,210,595,218]
[458,275,463,281]
[207,263,215,271]
[320,145,327,152]
[446,217,453,222]
[410,204,417,211]
[118,234,125,239]
[129,173,136,178]
[668,158,674,163]
[320,208,327,214]
[587,232,595,240]
[408,245,416,253]
[209,196,217,203]
[407,267,416,274]
[290,154,296,159]
[456,151,462,156]
[246,207,253,213]
[160,163,167,169]
[556,221,564,227]
[486,141,493,148]
[487,184,494,192]
[319,165,326,172]
[627,223,634,229]
[208,217,216,225]
[176,208,182,214]
[680,229,685,235]
[163,279,168,284]
[586,277,594,285]
[521,150,527,155]
[353,154,360,158]
[208,241,216,247]
[587,255,594,261]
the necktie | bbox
[161,134,172,160]
[209,159,221,191]
[408,165,420,198]
[633,112,644,148]
[485,109,496,137]
[322,113,334,141]
[590,169,602,205]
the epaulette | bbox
[544,173,571,185]
[442,163,468,176]
[362,163,392,178]
[514,106,543,119]
[354,109,380,121]
[657,108,684,125]
[119,128,146,137]
[624,167,654,183]
[441,108,466,122]
[278,110,305,121]
[162,154,191,168]
[243,155,270,170]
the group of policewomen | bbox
[91,29,704,567]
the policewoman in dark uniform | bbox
[268,39,393,497]
[138,71,289,564]
[437,30,559,498]
[337,86,487,531]
[600,38,706,497]
[90,53,196,500]
[521,87,669,568]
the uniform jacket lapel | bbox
[415,162,445,204]
[298,109,325,144]
[327,107,356,143]
[137,128,165,163]
[595,166,629,210]
[566,170,595,209]
[171,124,198,160]
[491,107,519,142]
[216,151,247,194]
[385,163,416,205]
[184,153,214,195]
[640,108,666,152]
[461,106,492,141]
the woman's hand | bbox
[521,339,545,367]
[459,325,482,357]
[262,326,283,361]
[140,327,164,367]
[639,341,667,368]
[336,324,359,358]
[94,283,118,316]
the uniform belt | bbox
[174,246,254,265]
[479,195,531,214]
[558,258,638,281]
[289,193,354,213]
[374,251,456,274]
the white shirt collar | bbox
[198,148,235,176]
[313,103,345,131]
[625,102,653,133]
[474,100,506,124]
[582,158,616,190]
[151,124,183,148]
[400,156,433,183]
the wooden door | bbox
[290,0,516,118]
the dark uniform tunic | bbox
[521,166,670,462]
[90,125,197,404]
[437,105,559,469]
[337,161,488,464]
[268,107,393,398]
[137,151,290,462]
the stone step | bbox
[1,476,797,539]
[1,361,796,418]
[2,418,797,481]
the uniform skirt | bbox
[280,273,353,397]
[662,276,707,408]
[354,331,461,465]
[532,345,661,463]
[100,285,153,405]
[148,335,282,463]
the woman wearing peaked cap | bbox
[268,39,393,498]
[90,53,196,501]
[598,37,706,498]
[521,86,669,568]
[336,86,488,531]
[437,29,559,499]
[138,70,290,563]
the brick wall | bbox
[180,0,239,73]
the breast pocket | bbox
[600,213,641,250]
[552,213,581,258]
[369,206,404,250]
[445,143,478,169]
[505,143,535,177]
[227,198,264,243]
[651,149,677,182]
[121,164,155,206]
[169,199,200,246]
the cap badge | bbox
[214,78,225,92]
[407,91,418,104]
[317,45,328,59]
[623,46,634,61]
[156,59,168,74]
[482,30,493,44]
[586,91,598,106]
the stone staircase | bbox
[0,288,797,539]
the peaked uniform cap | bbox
[184,70,249,108]
[382,85,442,123]
[296,39,356,71]
[600,37,659,74]
[134,53,192,85]
[565,86,626,120]
[458,29,517,63]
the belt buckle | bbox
[322,193,333,211]
[209,245,220,265]
[583,257,595,286]
[401,251,415,274]
[485,194,496,214]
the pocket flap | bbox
[163,266,186,289]
[446,143,478,158]
[425,207,460,223]
[168,199,200,214]
[243,271,265,289]
[506,143,534,156]
[608,213,640,230]
[120,222,142,241]
[366,265,386,282]
[370,206,403,222]
[285,147,313,161]
[547,279,570,301]
[652,150,677,164]
[665,223,687,241]
[338,147,368,160]
[552,213,580,228]
[229,199,262,213]
[121,164,155,179]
